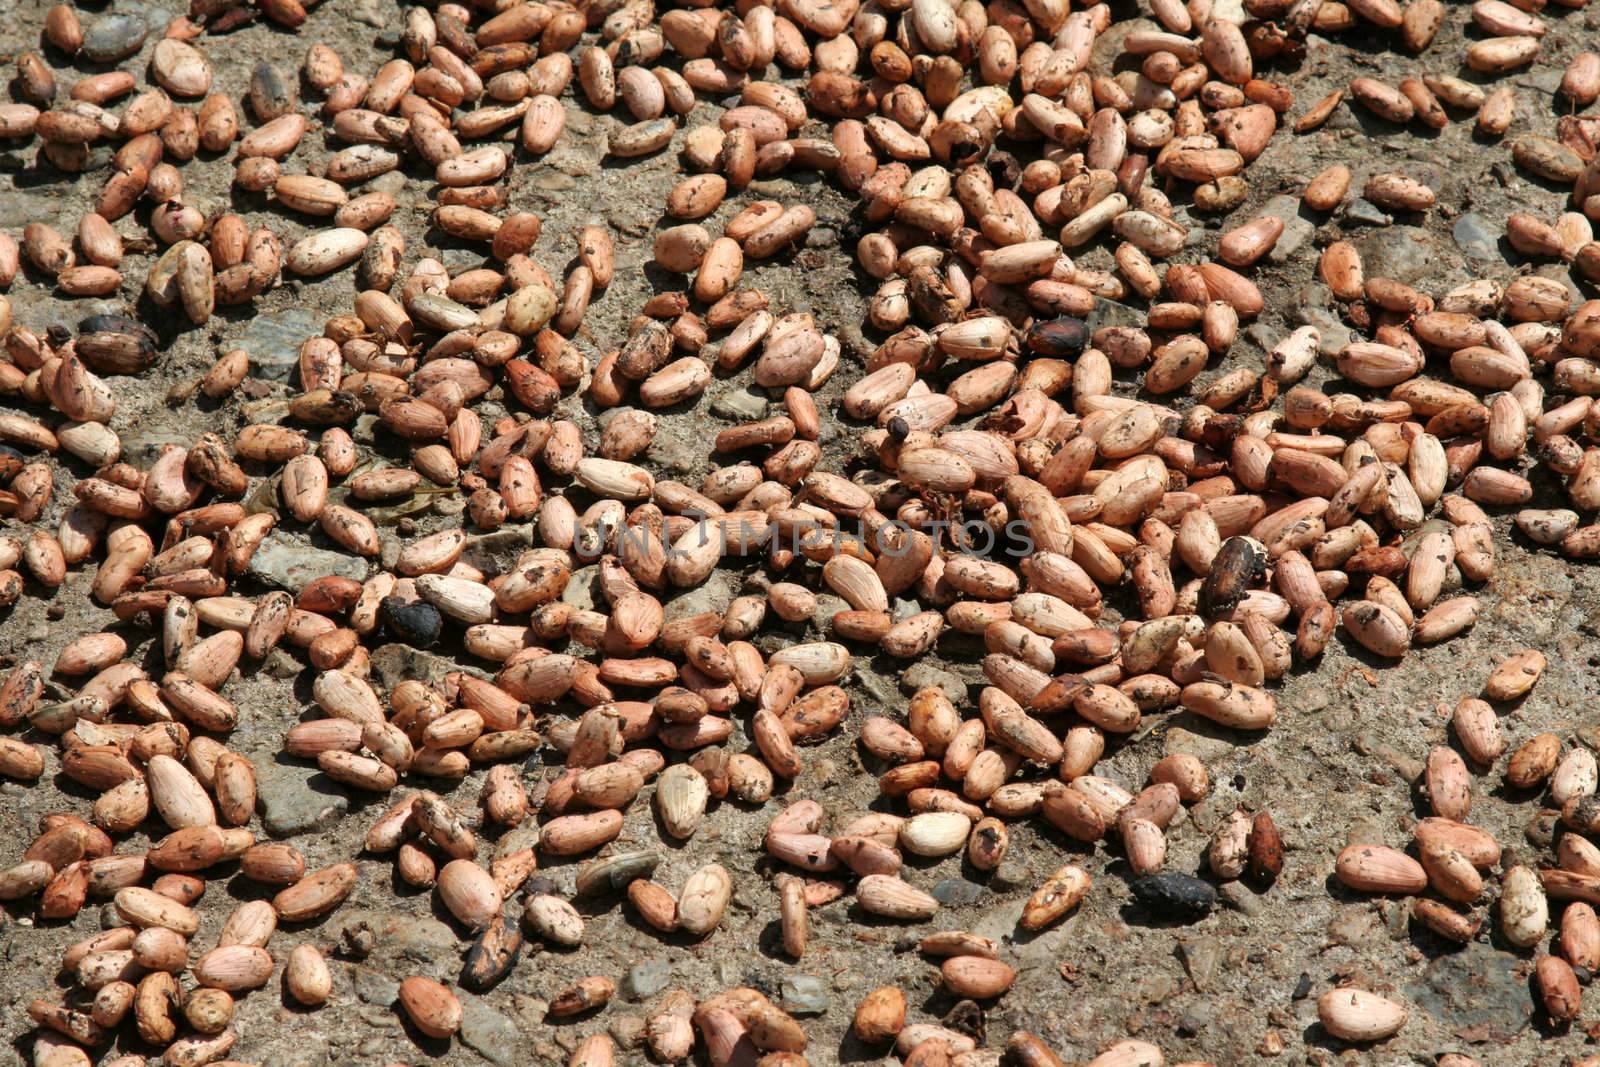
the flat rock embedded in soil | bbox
[608,1013,647,1048]
[1405,943,1533,1042]
[1454,213,1501,260]
[1013,915,1087,971]
[80,12,150,62]
[1163,726,1239,764]
[234,307,327,380]
[1353,227,1435,284]
[972,897,1032,944]
[1179,938,1222,992]
[781,974,830,1015]
[1344,199,1393,227]
[901,662,968,704]
[258,764,349,836]
[340,910,460,968]
[663,569,738,620]
[1086,299,1144,333]
[1216,883,1267,921]
[711,385,770,421]
[1291,285,1355,355]
[561,565,601,612]
[459,994,522,1065]
[932,879,986,907]
[370,643,471,689]
[247,533,369,591]
[353,966,400,1006]
[1259,195,1316,264]
[622,958,672,1001]
[120,425,196,469]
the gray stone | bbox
[781,974,831,1015]
[441,249,483,275]
[1343,199,1393,227]
[82,14,150,62]
[1013,910,1084,969]
[263,1049,332,1067]
[460,996,522,1066]
[234,307,325,380]
[608,1013,647,1049]
[1086,299,1144,333]
[1405,943,1531,1040]
[562,565,601,612]
[464,526,534,572]
[257,765,348,836]
[1179,937,1222,991]
[353,967,399,1006]
[392,916,459,965]
[529,167,578,192]
[991,862,1030,891]
[1163,727,1237,764]
[1408,163,1447,193]
[663,568,737,621]
[647,428,704,475]
[812,593,850,631]
[931,879,985,906]
[369,171,408,196]
[1257,196,1301,222]
[972,897,1029,943]
[1291,287,1353,357]
[1453,213,1500,261]
[901,662,966,705]
[247,533,368,591]
[1353,227,1434,284]
[242,399,293,426]
[1257,195,1315,264]
[856,671,898,710]
[1177,1007,1211,1037]
[379,536,401,573]
[119,426,195,470]
[1382,897,1412,939]
[712,386,770,421]
[1525,67,1566,94]
[1216,880,1265,916]
[623,958,673,1001]
[370,643,467,689]
[1244,324,1276,351]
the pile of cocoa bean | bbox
[3,0,1600,1064]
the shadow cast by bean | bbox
[394,1011,456,1055]
[1300,1021,1350,1054]
[223,869,285,904]
[836,1029,891,1063]
[1330,630,1414,672]
[1407,919,1479,960]
[1322,870,1394,907]
[755,915,792,960]
[48,769,104,805]
[387,860,437,900]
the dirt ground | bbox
[2,0,1600,1065]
